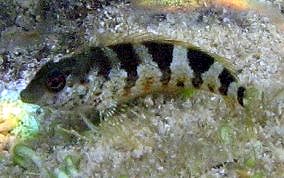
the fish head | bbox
[20,55,99,110]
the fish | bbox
[20,34,246,117]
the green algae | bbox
[13,143,82,178]
[179,88,197,100]
[13,144,51,178]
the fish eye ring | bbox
[45,68,66,92]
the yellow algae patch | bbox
[0,101,21,151]
[215,0,250,11]
[0,102,21,132]
[0,91,40,152]
[0,118,18,133]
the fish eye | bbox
[45,68,66,92]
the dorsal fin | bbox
[94,32,238,80]
[93,31,179,46]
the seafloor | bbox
[0,0,283,177]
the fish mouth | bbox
[20,89,40,104]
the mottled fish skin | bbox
[20,39,246,115]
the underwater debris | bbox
[132,0,284,30]
[132,0,279,11]
[132,0,255,11]
[132,0,204,11]
[20,34,247,119]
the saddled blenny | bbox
[20,34,246,118]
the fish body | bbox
[20,37,246,116]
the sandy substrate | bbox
[0,0,283,177]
